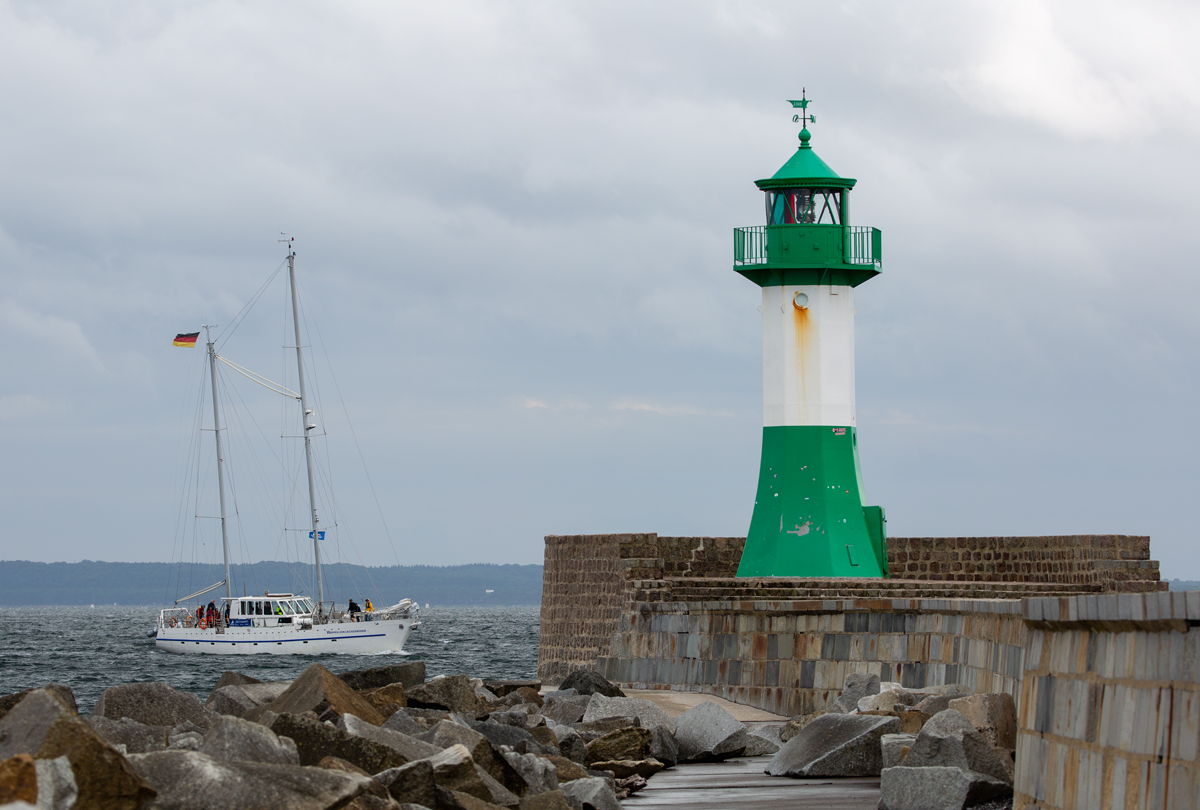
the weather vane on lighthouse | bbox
[789,90,816,136]
[731,94,888,578]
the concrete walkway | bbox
[624,757,881,810]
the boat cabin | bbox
[222,593,314,627]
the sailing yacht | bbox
[155,244,418,655]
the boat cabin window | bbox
[276,601,294,615]
[765,188,842,225]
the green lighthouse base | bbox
[736,425,888,578]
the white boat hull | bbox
[155,618,416,655]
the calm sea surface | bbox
[0,605,540,713]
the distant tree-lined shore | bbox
[0,560,543,607]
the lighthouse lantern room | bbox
[734,94,888,579]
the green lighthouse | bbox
[734,94,888,578]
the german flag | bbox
[173,332,200,348]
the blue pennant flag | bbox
[309,531,326,540]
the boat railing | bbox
[158,606,231,632]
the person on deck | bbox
[364,598,373,612]
[347,599,361,620]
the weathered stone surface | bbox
[213,671,263,690]
[648,726,677,768]
[557,672,624,699]
[542,694,590,726]
[207,682,292,718]
[833,672,880,714]
[405,675,478,716]
[882,733,917,769]
[339,663,427,693]
[581,694,675,735]
[858,690,916,714]
[256,664,385,726]
[781,711,829,742]
[0,687,77,724]
[382,710,427,738]
[316,755,391,798]
[92,681,215,731]
[0,753,37,804]
[35,755,77,810]
[584,727,652,765]
[366,684,409,712]
[899,710,932,734]
[614,774,647,799]
[947,693,1016,749]
[338,714,441,763]
[420,721,525,796]
[129,749,373,810]
[425,744,519,807]
[543,754,590,783]
[589,758,663,779]
[673,701,747,762]
[377,758,438,807]
[878,765,1012,810]
[201,714,300,765]
[470,722,553,757]
[398,708,452,730]
[559,776,621,810]
[499,749,559,794]
[500,688,544,709]
[551,728,588,765]
[436,788,507,810]
[269,712,409,772]
[488,708,542,730]
[913,694,957,716]
[518,789,573,810]
[766,713,899,778]
[527,726,559,755]
[741,732,780,757]
[901,709,1012,784]
[168,729,204,751]
[912,684,972,697]
[572,717,638,743]
[87,716,170,754]
[483,681,542,700]
[0,689,156,810]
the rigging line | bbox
[296,271,406,577]
[220,364,293,537]
[221,361,308,530]
[168,363,208,605]
[215,257,288,351]
[216,355,300,400]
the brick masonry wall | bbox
[1014,592,1200,810]
[887,535,1162,591]
[537,534,634,684]
[596,597,1028,716]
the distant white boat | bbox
[155,243,417,655]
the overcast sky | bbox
[2,1,1199,580]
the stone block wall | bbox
[538,534,634,684]
[1014,592,1200,810]
[596,597,1029,716]
[887,535,1162,590]
[538,533,1166,686]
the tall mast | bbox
[205,325,233,600]
[286,248,324,613]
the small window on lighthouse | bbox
[793,292,809,309]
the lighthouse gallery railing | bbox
[734,225,881,267]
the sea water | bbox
[0,604,539,712]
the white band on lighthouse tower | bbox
[762,284,856,429]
